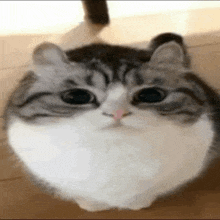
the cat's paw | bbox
[76,199,112,212]
[127,201,153,211]
[123,195,156,211]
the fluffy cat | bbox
[3,33,220,212]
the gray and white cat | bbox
[3,33,220,212]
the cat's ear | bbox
[148,33,184,51]
[148,33,191,67]
[149,41,184,65]
[32,42,69,66]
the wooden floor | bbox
[1,13,220,218]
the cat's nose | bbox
[101,83,131,120]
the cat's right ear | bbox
[148,33,191,67]
[148,33,184,51]
[32,42,69,66]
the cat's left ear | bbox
[32,42,69,66]
[149,41,184,65]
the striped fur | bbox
[4,35,203,125]
[4,33,220,212]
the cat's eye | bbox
[61,89,94,105]
[135,88,166,103]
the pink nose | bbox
[113,109,124,121]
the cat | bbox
[3,33,220,212]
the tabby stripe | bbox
[184,72,219,105]
[43,106,80,114]
[133,72,144,85]
[19,71,37,85]
[174,88,204,105]
[18,113,73,121]
[85,75,93,86]
[17,106,75,120]
[97,70,110,85]
[22,113,51,120]
[175,110,200,116]
[17,92,52,107]
[64,79,78,86]
[160,110,198,116]
[122,64,139,83]
[85,71,109,86]
[88,62,110,85]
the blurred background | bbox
[1,1,220,36]
[1,2,220,218]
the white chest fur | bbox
[8,111,214,211]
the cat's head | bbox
[5,36,210,131]
[5,34,220,202]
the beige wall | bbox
[1,1,220,35]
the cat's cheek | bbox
[7,120,94,181]
[7,129,62,164]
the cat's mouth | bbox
[100,120,138,131]
[101,120,123,130]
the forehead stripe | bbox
[174,88,204,105]
[64,79,78,86]
[16,92,52,108]
[93,69,110,85]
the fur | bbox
[4,33,220,211]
